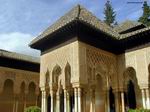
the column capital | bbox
[40,87,46,91]
[112,88,120,93]
[72,82,85,88]
[139,83,149,89]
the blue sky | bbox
[0,0,149,57]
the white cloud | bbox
[0,32,40,57]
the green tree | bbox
[25,106,41,112]
[104,0,116,26]
[138,1,150,26]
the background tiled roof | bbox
[114,20,143,33]
[0,49,40,64]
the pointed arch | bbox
[95,74,105,112]
[95,63,107,87]
[27,82,36,107]
[65,62,71,86]
[45,69,50,86]
[18,81,26,112]
[123,67,138,109]
[123,67,138,87]
[20,81,26,93]
[3,79,14,94]
[52,64,62,84]
[28,82,36,94]
[0,79,14,112]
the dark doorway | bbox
[109,87,115,112]
[127,81,136,109]
[70,93,74,112]
[60,91,64,112]
[47,95,51,112]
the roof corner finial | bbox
[76,4,81,18]
[77,4,80,8]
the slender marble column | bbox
[90,89,95,112]
[82,91,86,112]
[105,90,110,112]
[121,92,125,112]
[13,95,16,112]
[78,88,82,112]
[24,93,27,112]
[114,91,120,112]
[56,92,60,112]
[41,91,43,112]
[145,89,150,109]
[15,96,19,112]
[50,90,54,112]
[67,91,70,112]
[141,89,146,109]
[43,91,47,112]
[64,89,67,112]
[74,88,78,112]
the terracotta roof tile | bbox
[30,5,120,46]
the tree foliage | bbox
[104,0,116,26]
[128,109,150,112]
[138,1,150,26]
[24,106,41,112]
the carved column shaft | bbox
[141,89,146,109]
[121,92,125,112]
[78,88,82,112]
[90,88,95,112]
[41,90,47,112]
[105,90,110,112]
[114,91,121,112]
[64,89,67,112]
[74,88,78,112]
[145,89,150,109]
[50,90,54,112]
[56,92,60,112]
[67,90,70,112]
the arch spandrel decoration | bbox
[86,46,117,91]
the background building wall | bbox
[0,66,40,112]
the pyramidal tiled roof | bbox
[114,20,144,33]
[30,5,120,46]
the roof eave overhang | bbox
[120,30,150,50]
[29,20,78,50]
[30,20,121,54]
